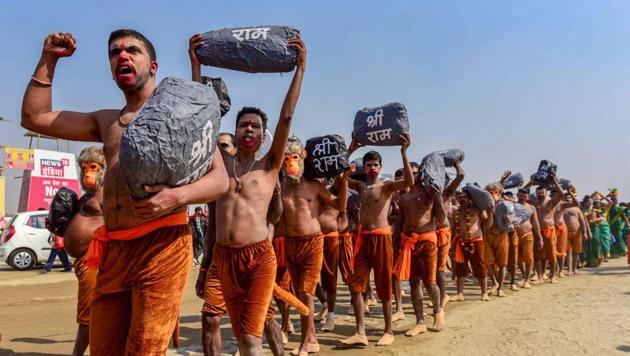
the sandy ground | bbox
[0,258,628,356]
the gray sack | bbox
[420,153,446,189]
[120,77,221,199]
[503,172,524,190]
[463,183,495,211]
[433,149,465,167]
[352,102,409,146]
[196,26,299,73]
[201,76,231,117]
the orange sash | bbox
[323,231,340,238]
[555,224,567,237]
[452,235,483,263]
[85,212,188,270]
[350,227,392,269]
[393,231,438,280]
[541,225,556,239]
[272,236,286,268]
[436,227,452,247]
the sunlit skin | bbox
[516,191,543,287]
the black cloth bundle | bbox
[352,102,409,146]
[304,135,349,179]
[463,183,495,210]
[503,173,524,190]
[531,160,557,184]
[120,77,221,199]
[200,76,231,117]
[46,187,79,237]
[196,26,299,73]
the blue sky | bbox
[1,0,629,213]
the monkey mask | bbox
[283,136,306,184]
[78,146,106,194]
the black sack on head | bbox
[352,102,409,146]
[433,149,465,167]
[420,153,446,189]
[463,183,495,211]
[46,187,79,237]
[120,77,221,199]
[503,172,524,190]
[201,76,231,117]
[531,160,557,184]
[304,135,349,179]
[196,26,299,73]
[545,178,571,191]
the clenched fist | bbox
[42,32,77,59]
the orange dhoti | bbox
[320,231,340,294]
[507,230,519,272]
[436,227,452,273]
[517,232,534,268]
[214,240,276,338]
[348,228,393,302]
[393,231,438,285]
[484,231,509,268]
[201,262,227,317]
[568,230,583,254]
[453,236,487,279]
[89,216,192,356]
[541,226,558,264]
[555,224,569,257]
[74,254,97,326]
[338,232,354,284]
[273,236,292,291]
[285,233,324,295]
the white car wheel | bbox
[9,248,36,271]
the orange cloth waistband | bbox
[542,225,556,239]
[436,227,452,247]
[555,224,567,236]
[85,212,188,270]
[273,236,286,268]
[452,235,483,263]
[393,231,438,280]
[350,227,392,269]
[323,231,340,238]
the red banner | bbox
[25,176,81,211]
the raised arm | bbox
[188,34,203,83]
[265,37,307,170]
[443,163,465,201]
[21,32,102,142]
[387,134,414,192]
[319,169,352,213]
[499,170,512,186]
[133,148,229,219]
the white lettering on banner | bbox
[365,128,392,143]
[232,27,271,41]
[313,154,341,173]
[177,121,215,186]
[312,137,335,156]
[366,109,384,128]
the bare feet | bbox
[282,332,289,344]
[452,293,465,302]
[287,321,295,334]
[405,323,428,336]
[367,297,377,307]
[521,281,531,289]
[290,343,320,355]
[427,300,434,308]
[340,333,369,347]
[559,272,566,278]
[321,318,335,332]
[392,310,406,322]
[498,290,507,297]
[481,293,491,301]
[315,306,327,322]
[510,284,519,291]
[376,333,395,346]
[364,304,370,314]
[550,277,557,284]
[490,285,498,295]
[433,309,445,331]
[443,294,450,305]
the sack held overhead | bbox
[196,26,300,73]
[352,102,409,146]
[304,135,350,179]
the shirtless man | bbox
[435,163,465,307]
[340,136,413,347]
[211,35,307,355]
[59,146,105,356]
[531,178,579,283]
[280,136,350,355]
[395,178,447,336]
[22,30,230,355]
[563,191,591,275]
[389,163,420,322]
[317,179,353,332]
[554,191,578,277]
[451,191,493,301]
[484,182,509,297]
[516,188,543,288]
[217,132,237,155]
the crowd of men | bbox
[20,28,629,356]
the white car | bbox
[0,211,54,271]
